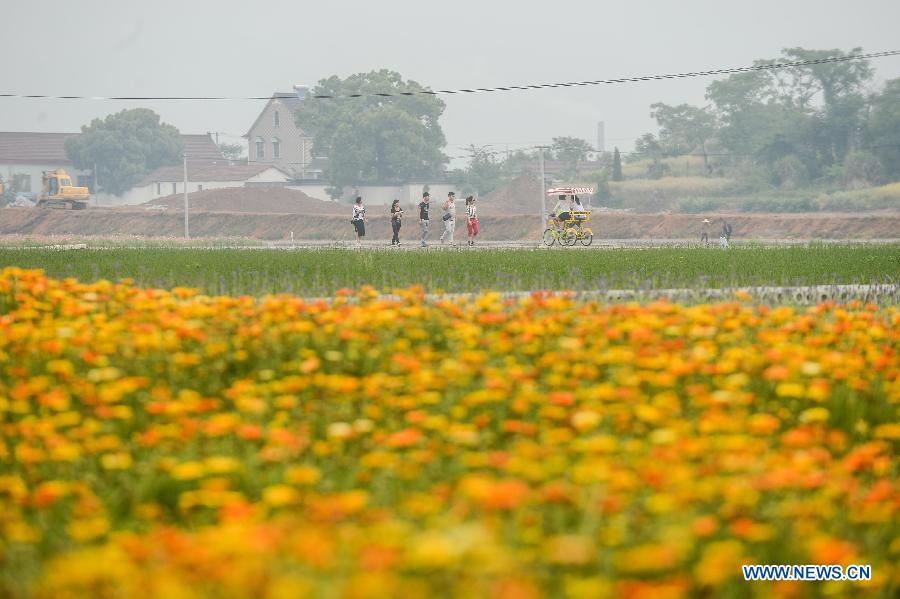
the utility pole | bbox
[183,153,189,239]
[537,146,548,230]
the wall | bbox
[93,168,292,207]
[94,180,244,207]
[1,163,91,194]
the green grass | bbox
[0,246,898,296]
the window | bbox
[198,184,203,191]
[256,137,265,159]
[272,138,281,159]
[12,173,30,192]
[157,183,161,195]
[172,182,177,194]
[273,110,280,127]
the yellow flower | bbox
[66,516,110,542]
[285,465,321,486]
[205,456,241,474]
[262,484,299,507]
[171,461,206,481]
[571,410,601,432]
[100,452,132,470]
[799,407,830,424]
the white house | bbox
[0,132,92,194]
[245,91,321,180]
[0,131,228,202]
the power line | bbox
[1,50,898,102]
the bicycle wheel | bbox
[563,229,578,246]
[580,230,593,246]
[542,228,556,246]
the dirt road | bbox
[1,208,898,241]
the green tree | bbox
[219,142,245,161]
[294,70,447,194]
[841,150,885,188]
[649,103,717,157]
[64,108,183,195]
[611,147,623,181]
[633,134,669,179]
[867,78,900,180]
[551,136,593,178]
[706,48,874,175]
[460,145,504,195]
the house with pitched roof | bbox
[245,91,320,180]
[0,132,226,199]
[0,132,91,194]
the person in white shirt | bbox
[439,191,457,244]
[550,195,573,229]
[465,195,478,246]
[351,196,366,248]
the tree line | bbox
[631,47,900,188]
[55,51,899,198]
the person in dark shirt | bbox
[351,196,366,248]
[390,199,403,245]
[418,191,430,247]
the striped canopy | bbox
[546,187,594,195]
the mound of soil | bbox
[478,173,543,215]
[143,187,343,214]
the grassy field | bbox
[0,245,897,296]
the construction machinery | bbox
[37,169,90,209]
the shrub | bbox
[772,155,809,189]
[842,151,886,189]
[818,181,900,211]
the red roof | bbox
[181,134,226,162]
[0,132,77,164]
[0,132,224,164]
[139,163,289,185]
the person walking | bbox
[465,195,478,246]
[390,199,403,245]
[439,191,457,245]
[719,218,730,249]
[351,196,366,249]
[418,191,430,247]
[700,218,710,246]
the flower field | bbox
[1,266,898,598]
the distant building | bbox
[0,132,90,193]
[244,92,320,180]
[0,131,225,196]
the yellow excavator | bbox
[37,169,90,210]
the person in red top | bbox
[465,195,478,246]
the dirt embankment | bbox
[478,173,543,215]
[145,187,343,214]
[2,208,898,241]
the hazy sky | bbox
[3,0,899,165]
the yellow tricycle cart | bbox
[542,186,594,247]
